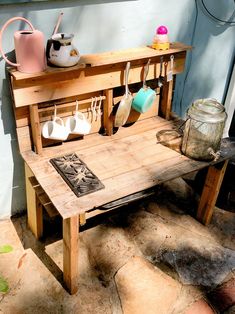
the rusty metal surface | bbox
[50,153,104,197]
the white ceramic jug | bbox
[46,33,80,67]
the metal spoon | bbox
[158,56,164,88]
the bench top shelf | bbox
[22,116,233,219]
[8,42,191,109]
[8,42,191,81]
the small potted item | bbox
[152,25,170,50]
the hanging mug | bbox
[42,106,69,141]
[65,101,91,135]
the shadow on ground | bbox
[1,178,234,313]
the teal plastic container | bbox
[132,87,156,113]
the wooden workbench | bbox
[8,43,233,294]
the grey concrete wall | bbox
[0,0,234,218]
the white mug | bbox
[66,111,91,135]
[42,116,69,141]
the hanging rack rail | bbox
[38,96,106,113]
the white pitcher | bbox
[46,33,80,67]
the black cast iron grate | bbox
[50,153,104,197]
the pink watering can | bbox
[0,17,46,73]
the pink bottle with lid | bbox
[0,17,46,73]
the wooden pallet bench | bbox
[7,43,234,294]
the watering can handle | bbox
[0,17,35,67]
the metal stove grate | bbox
[50,153,104,197]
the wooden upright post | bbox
[103,89,113,135]
[197,160,228,225]
[29,104,43,154]
[63,215,79,294]
[160,79,173,120]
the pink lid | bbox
[156,25,168,35]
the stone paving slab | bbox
[223,305,235,313]
[0,219,120,314]
[184,299,215,314]
[207,277,235,312]
[0,178,234,314]
[209,208,235,251]
[82,225,142,283]
[162,240,235,287]
[115,256,181,314]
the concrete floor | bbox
[0,178,235,314]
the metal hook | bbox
[75,100,79,113]
[96,95,102,121]
[158,56,164,88]
[91,97,94,122]
[90,97,97,122]
[92,96,97,122]
[170,55,174,70]
[53,104,57,119]
[89,97,94,120]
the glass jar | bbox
[181,98,227,160]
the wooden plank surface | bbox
[29,176,59,218]
[63,215,79,294]
[9,43,191,81]
[22,116,215,219]
[103,89,113,135]
[22,116,171,161]
[29,104,43,154]
[80,43,191,67]
[25,164,43,239]
[160,79,174,120]
[22,117,235,220]
[16,126,32,153]
[10,50,187,108]
[197,160,228,225]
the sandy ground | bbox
[0,177,234,314]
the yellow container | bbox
[152,42,170,50]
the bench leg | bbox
[197,160,228,225]
[63,215,79,294]
[25,163,43,239]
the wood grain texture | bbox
[22,116,171,161]
[79,214,86,226]
[9,43,191,81]
[22,117,227,219]
[16,126,32,153]
[28,176,59,218]
[103,89,113,135]
[63,215,79,294]
[197,160,228,225]
[160,79,174,120]
[9,46,188,108]
[10,44,188,158]
[25,163,43,239]
[29,104,43,154]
